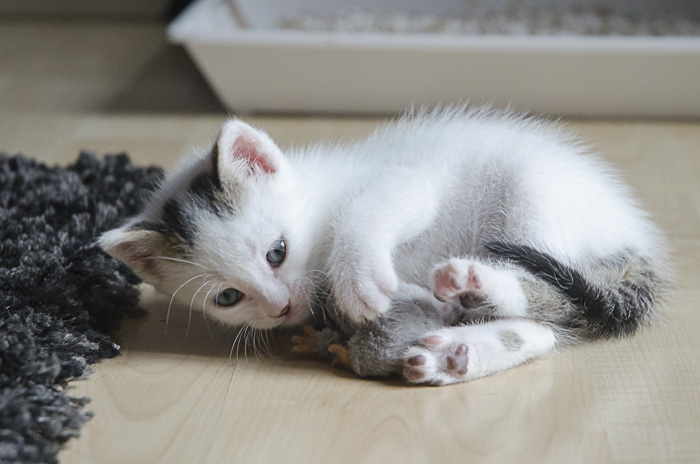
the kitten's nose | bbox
[277,302,291,318]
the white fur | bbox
[404,319,557,385]
[101,106,663,335]
[286,107,661,320]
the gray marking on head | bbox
[189,172,219,205]
[186,149,240,218]
[160,197,194,244]
[149,161,239,247]
[499,330,524,352]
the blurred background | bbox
[1,0,698,120]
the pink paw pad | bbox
[404,354,427,382]
[432,263,464,301]
[421,335,445,346]
[466,265,482,290]
[441,343,469,376]
[459,264,486,308]
[432,260,487,308]
[403,335,470,384]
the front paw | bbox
[329,250,398,323]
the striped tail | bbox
[485,241,663,339]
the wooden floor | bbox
[2,18,699,464]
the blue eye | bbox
[214,288,243,307]
[266,238,286,267]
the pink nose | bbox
[276,302,291,318]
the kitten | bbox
[100,106,670,385]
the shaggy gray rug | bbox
[0,152,162,464]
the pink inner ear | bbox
[233,135,276,174]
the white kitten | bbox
[101,106,670,385]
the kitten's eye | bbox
[214,288,244,307]
[266,238,286,267]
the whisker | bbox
[201,281,218,340]
[187,276,213,338]
[257,329,267,356]
[166,273,208,334]
[243,325,251,365]
[260,329,270,357]
[256,329,265,359]
[138,255,214,271]
[304,278,334,321]
[262,329,273,355]
[303,277,332,303]
[268,329,277,349]
[236,323,250,365]
[256,329,265,358]
[303,270,332,288]
[230,323,247,365]
[299,277,315,317]
[251,327,260,361]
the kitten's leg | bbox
[329,174,439,322]
[431,258,528,318]
[403,319,556,385]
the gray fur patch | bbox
[499,330,524,351]
[324,283,446,378]
[150,165,236,247]
[159,197,194,244]
[187,169,236,217]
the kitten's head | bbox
[100,120,315,329]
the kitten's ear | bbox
[215,119,284,178]
[99,227,170,284]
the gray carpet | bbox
[0,152,162,464]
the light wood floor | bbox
[2,18,699,464]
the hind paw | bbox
[403,333,470,385]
